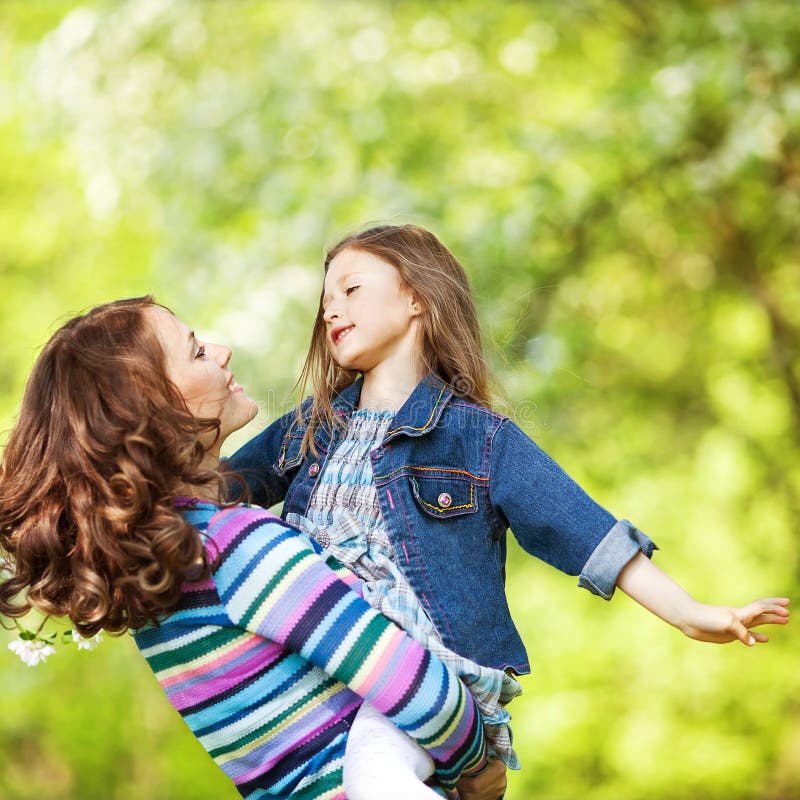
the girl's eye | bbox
[345,285,360,296]
[195,345,206,359]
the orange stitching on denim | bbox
[374,465,487,482]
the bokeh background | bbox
[1,1,798,798]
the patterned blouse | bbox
[134,500,487,800]
[287,409,521,769]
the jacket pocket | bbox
[274,430,305,475]
[409,475,479,519]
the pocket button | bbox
[437,492,452,508]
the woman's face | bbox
[147,307,258,456]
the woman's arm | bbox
[616,552,790,645]
[208,505,487,795]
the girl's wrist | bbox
[674,597,707,637]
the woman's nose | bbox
[213,343,232,367]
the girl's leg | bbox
[343,701,439,800]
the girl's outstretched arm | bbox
[616,552,790,645]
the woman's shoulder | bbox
[206,502,285,539]
[177,499,287,554]
[201,502,308,587]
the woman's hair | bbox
[0,296,224,636]
[296,224,491,454]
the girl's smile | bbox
[330,324,354,345]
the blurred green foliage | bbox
[1,1,798,798]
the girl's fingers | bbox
[732,619,755,646]
[762,600,790,614]
[751,613,790,626]
[739,601,790,626]
[750,597,789,613]
[746,607,790,625]
[750,632,769,643]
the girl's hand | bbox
[617,553,790,646]
[680,597,790,646]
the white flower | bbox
[72,630,103,651]
[8,637,57,666]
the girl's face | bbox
[322,247,422,373]
[148,307,258,455]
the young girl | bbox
[0,297,495,800]
[229,224,790,796]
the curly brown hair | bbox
[0,296,225,635]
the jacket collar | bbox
[331,378,362,415]
[331,374,454,441]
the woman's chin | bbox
[246,399,259,422]
[220,399,259,441]
[238,397,260,428]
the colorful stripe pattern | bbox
[134,501,485,800]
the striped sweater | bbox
[134,500,486,800]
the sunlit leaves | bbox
[0,2,797,799]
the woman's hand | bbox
[680,597,790,645]
[457,757,507,800]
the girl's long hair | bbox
[296,224,491,454]
[0,296,223,636]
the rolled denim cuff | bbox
[577,519,658,600]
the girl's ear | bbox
[407,290,423,318]
[398,276,423,317]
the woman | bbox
[0,297,504,800]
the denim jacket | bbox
[229,374,656,675]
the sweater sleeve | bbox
[207,505,486,794]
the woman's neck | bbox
[176,450,224,503]
[180,485,221,503]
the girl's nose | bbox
[323,303,339,323]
